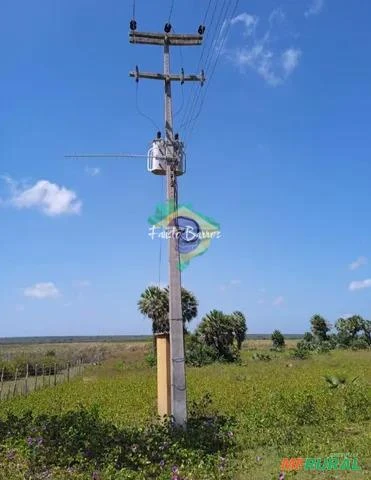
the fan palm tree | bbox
[138,286,168,352]
[138,285,198,351]
[231,311,247,349]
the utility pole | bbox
[129,27,204,427]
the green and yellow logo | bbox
[148,200,221,271]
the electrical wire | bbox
[135,82,161,132]
[158,175,165,286]
[180,0,227,133]
[179,0,221,131]
[132,0,136,19]
[168,0,175,23]
[203,0,213,25]
[183,0,240,144]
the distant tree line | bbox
[295,314,371,355]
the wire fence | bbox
[0,359,85,402]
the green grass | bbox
[0,343,370,479]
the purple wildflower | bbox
[279,473,285,480]
[6,450,16,461]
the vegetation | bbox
[138,286,198,353]
[271,330,285,349]
[297,314,371,355]
[194,310,247,363]
[0,341,369,479]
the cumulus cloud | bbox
[349,256,367,271]
[85,167,100,177]
[24,282,60,299]
[349,279,371,291]
[305,0,324,17]
[1,176,81,216]
[229,10,302,86]
[273,295,285,306]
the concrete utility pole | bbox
[129,29,204,427]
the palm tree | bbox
[138,285,198,351]
[197,310,236,361]
[231,311,247,349]
[164,287,198,332]
[138,286,168,352]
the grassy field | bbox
[0,340,370,479]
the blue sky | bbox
[1,0,371,337]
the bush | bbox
[145,351,156,367]
[290,346,310,359]
[0,400,236,480]
[252,353,271,361]
[349,337,369,350]
[185,335,216,367]
[271,330,285,349]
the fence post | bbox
[35,364,38,391]
[54,363,57,386]
[42,364,45,388]
[48,366,51,387]
[13,368,19,398]
[25,363,29,396]
[67,362,70,382]
[0,367,4,401]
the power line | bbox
[203,0,213,25]
[184,0,240,144]
[179,0,221,131]
[180,0,231,135]
[180,0,229,132]
[135,82,161,132]
[168,0,176,23]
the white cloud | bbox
[2,177,81,216]
[230,13,259,36]
[273,295,285,306]
[349,256,367,271]
[24,282,60,299]
[229,10,302,86]
[85,167,101,177]
[305,0,324,17]
[349,279,371,291]
[282,48,302,76]
[269,8,286,25]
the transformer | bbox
[147,138,185,176]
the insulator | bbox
[130,20,137,31]
[198,25,205,35]
[164,23,172,33]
